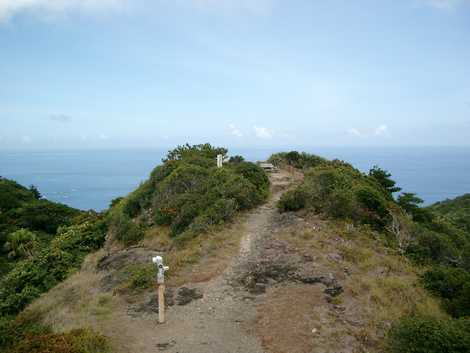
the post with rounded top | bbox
[217,154,223,168]
[152,256,169,324]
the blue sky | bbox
[0,0,469,150]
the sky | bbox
[0,0,469,150]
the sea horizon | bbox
[1,145,469,211]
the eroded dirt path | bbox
[148,171,293,353]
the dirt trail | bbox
[143,171,292,353]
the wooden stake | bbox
[158,283,165,324]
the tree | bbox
[228,155,244,164]
[368,165,401,198]
[163,143,227,162]
[397,192,434,223]
[29,185,42,200]
[3,229,38,259]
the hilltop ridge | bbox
[0,145,469,353]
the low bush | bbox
[9,200,80,234]
[109,144,269,242]
[429,194,470,234]
[386,316,470,353]
[277,162,393,229]
[406,227,459,265]
[108,211,143,245]
[9,329,110,353]
[268,151,326,170]
[0,216,106,316]
[118,264,155,293]
[423,266,470,318]
[278,188,307,212]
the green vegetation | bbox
[387,316,470,353]
[0,177,80,278]
[0,216,107,317]
[0,309,109,353]
[429,194,470,234]
[272,151,470,353]
[108,143,269,244]
[269,151,326,170]
[3,229,38,260]
[278,160,392,229]
[0,144,266,352]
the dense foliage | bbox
[387,316,470,353]
[0,310,109,353]
[108,144,270,244]
[0,178,80,278]
[0,215,107,317]
[269,151,326,170]
[429,194,470,234]
[273,151,470,353]
[278,159,393,229]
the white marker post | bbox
[217,154,223,168]
[152,256,169,324]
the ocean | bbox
[1,147,469,211]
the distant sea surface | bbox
[1,147,469,211]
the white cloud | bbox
[189,0,274,15]
[253,126,273,139]
[348,125,389,138]
[348,128,362,137]
[0,0,128,22]
[49,114,72,123]
[419,0,468,10]
[228,123,243,137]
[375,124,388,136]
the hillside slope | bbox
[429,194,470,234]
[15,167,444,353]
[2,147,468,353]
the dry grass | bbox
[268,216,447,352]
[24,212,248,352]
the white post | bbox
[152,256,169,324]
[217,154,223,168]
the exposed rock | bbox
[97,248,155,271]
[176,287,203,306]
[324,285,343,297]
[127,288,175,317]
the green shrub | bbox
[122,180,153,218]
[429,194,470,234]
[0,309,50,350]
[3,229,38,260]
[278,188,308,212]
[0,178,37,212]
[368,165,401,199]
[355,185,390,227]
[120,264,155,293]
[406,227,459,265]
[0,309,109,353]
[277,161,393,229]
[386,316,470,353]
[111,144,269,243]
[268,151,326,170]
[231,162,269,196]
[423,266,470,318]
[108,212,143,245]
[9,329,110,353]
[163,143,227,162]
[9,200,80,234]
[0,217,106,316]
